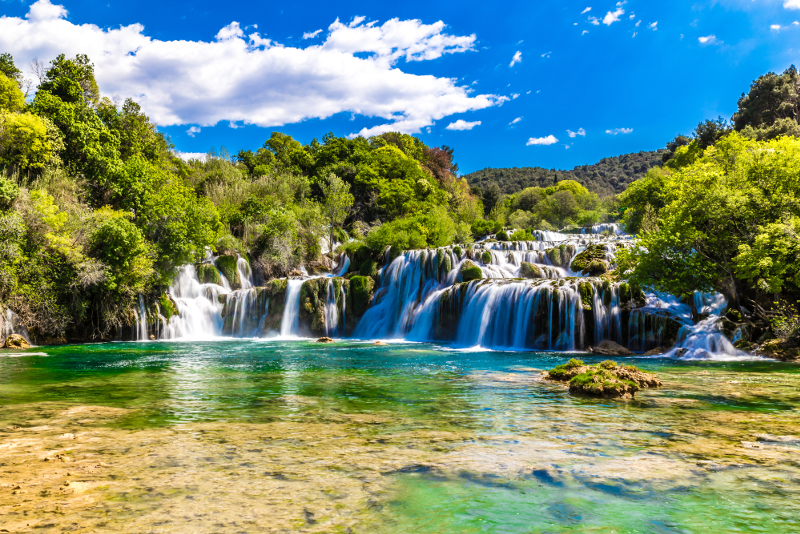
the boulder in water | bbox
[571,244,610,276]
[589,339,633,356]
[460,260,483,282]
[545,359,661,399]
[196,263,222,285]
[644,347,668,356]
[519,262,544,279]
[215,254,241,289]
[373,341,388,346]
[480,250,492,264]
[4,334,30,349]
[316,337,335,343]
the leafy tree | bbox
[662,135,691,163]
[89,208,154,294]
[514,187,545,211]
[482,182,502,216]
[693,117,732,150]
[618,168,670,234]
[319,173,353,251]
[0,53,22,87]
[733,65,799,135]
[38,54,100,106]
[0,111,53,171]
[364,206,456,252]
[97,98,170,162]
[0,73,24,113]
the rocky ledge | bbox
[545,358,661,399]
[3,334,31,349]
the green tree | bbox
[0,54,22,88]
[733,65,799,135]
[0,73,24,113]
[38,54,100,106]
[0,111,53,171]
[319,173,353,252]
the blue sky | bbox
[1,0,798,173]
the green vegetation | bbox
[546,359,660,398]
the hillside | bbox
[463,150,665,197]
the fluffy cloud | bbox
[648,21,658,30]
[588,16,600,25]
[785,0,800,9]
[175,151,207,161]
[771,24,782,31]
[446,119,481,130]
[581,7,592,14]
[567,128,586,138]
[603,8,625,25]
[302,29,322,39]
[1,1,506,137]
[509,116,522,125]
[582,30,589,35]
[698,34,720,45]
[509,50,522,67]
[605,127,633,135]
[186,126,201,137]
[526,135,558,146]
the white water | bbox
[279,280,304,338]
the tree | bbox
[662,135,690,163]
[733,65,799,133]
[482,182,502,216]
[514,187,545,211]
[0,54,22,88]
[549,190,579,226]
[693,116,731,150]
[0,74,24,113]
[0,111,53,171]
[38,54,100,106]
[319,173,353,252]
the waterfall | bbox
[237,257,254,289]
[1,307,30,344]
[280,280,303,338]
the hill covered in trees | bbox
[463,150,665,198]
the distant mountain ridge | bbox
[463,150,665,197]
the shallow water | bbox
[1,340,799,533]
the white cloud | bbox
[526,135,558,146]
[771,24,782,31]
[588,16,600,25]
[541,51,551,58]
[605,127,633,135]
[795,21,800,25]
[509,50,522,67]
[581,7,592,14]
[303,29,323,39]
[698,34,720,45]
[632,32,637,38]
[511,93,519,99]
[785,0,800,9]
[567,127,586,138]
[635,20,641,27]
[509,117,522,125]
[582,30,589,35]
[175,151,207,161]
[446,119,481,130]
[1,1,505,138]
[186,126,201,137]
[649,21,658,30]
[603,8,625,25]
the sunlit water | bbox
[1,340,799,532]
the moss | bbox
[359,260,378,278]
[496,231,509,241]
[196,264,222,285]
[547,358,585,380]
[578,281,594,311]
[453,246,462,257]
[442,254,452,276]
[569,369,640,397]
[460,260,483,282]
[599,360,617,369]
[548,247,562,266]
[350,275,375,317]
[519,262,543,279]
[571,245,610,276]
[159,294,178,320]
[480,250,492,264]
[215,255,240,290]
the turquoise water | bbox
[1,340,799,533]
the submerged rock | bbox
[589,339,633,356]
[545,358,661,399]
[3,334,30,349]
[316,337,335,343]
[644,347,668,356]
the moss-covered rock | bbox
[359,259,378,279]
[3,334,30,349]
[578,281,594,311]
[196,263,222,285]
[453,246,462,258]
[221,279,287,335]
[734,339,756,352]
[546,359,661,399]
[571,245,610,276]
[460,260,483,282]
[480,250,493,264]
[215,255,240,289]
[159,294,178,320]
[350,275,375,318]
[496,231,509,241]
[519,262,544,279]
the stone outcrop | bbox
[215,255,240,290]
[545,359,661,399]
[460,260,483,282]
[589,339,633,356]
[3,334,30,349]
[196,263,222,285]
[519,262,544,279]
[571,244,610,276]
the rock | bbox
[215,254,241,289]
[196,263,222,285]
[519,261,544,279]
[578,281,594,311]
[759,339,800,361]
[289,270,304,278]
[734,339,756,352]
[480,250,493,264]
[358,259,379,279]
[545,359,661,399]
[350,275,375,318]
[571,244,610,276]
[460,260,483,282]
[316,337,335,343]
[644,347,667,356]
[3,334,30,349]
[373,341,388,346]
[589,339,633,356]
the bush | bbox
[364,206,456,252]
[471,219,503,238]
[496,230,509,241]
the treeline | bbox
[463,150,665,198]
[0,52,502,342]
[618,65,800,356]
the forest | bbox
[1,50,800,352]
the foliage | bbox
[733,65,799,137]
[0,111,54,171]
[364,206,456,253]
[319,173,353,252]
[0,73,24,113]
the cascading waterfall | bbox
[1,307,30,343]
[280,280,304,338]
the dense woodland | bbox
[1,50,799,351]
[464,150,665,198]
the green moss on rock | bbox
[159,294,178,320]
[196,263,222,285]
[519,262,544,279]
[460,260,483,282]
[481,250,493,264]
[215,254,240,289]
[350,275,375,317]
[571,245,610,276]
[359,259,378,278]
